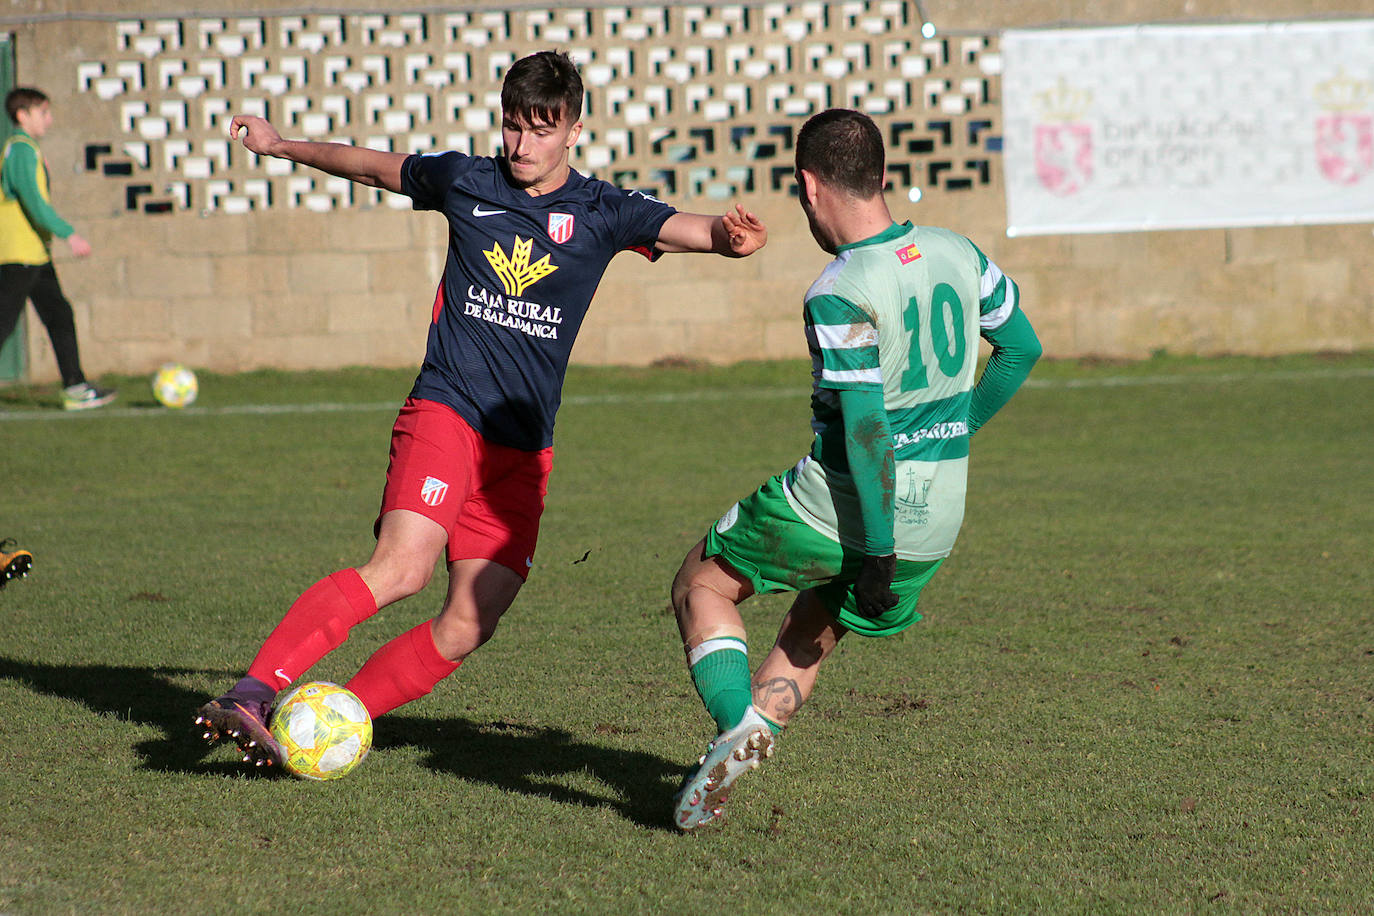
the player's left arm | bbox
[4,142,75,240]
[840,385,899,618]
[969,252,1042,433]
[653,204,767,256]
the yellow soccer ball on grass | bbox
[151,362,198,408]
[269,681,373,780]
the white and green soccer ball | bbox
[151,362,198,408]
[269,681,373,780]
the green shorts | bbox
[704,472,944,638]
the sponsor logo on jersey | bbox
[463,285,564,339]
[715,502,741,534]
[896,468,933,526]
[472,205,507,217]
[896,243,922,264]
[892,421,969,450]
[897,471,931,509]
[421,476,449,506]
[484,235,558,297]
[547,212,575,244]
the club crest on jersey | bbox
[421,476,449,507]
[547,212,575,244]
[896,243,922,265]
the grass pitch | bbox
[1,353,1371,914]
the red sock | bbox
[247,569,378,691]
[345,621,460,718]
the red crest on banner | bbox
[1315,113,1373,185]
[1033,123,1093,196]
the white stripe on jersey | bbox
[980,268,1018,330]
[822,366,882,384]
[811,322,878,350]
[803,250,853,300]
[979,259,1005,301]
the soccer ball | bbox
[269,681,373,780]
[152,362,198,408]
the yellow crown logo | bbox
[1314,68,1372,112]
[484,236,558,297]
[1034,78,1093,122]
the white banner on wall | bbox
[1001,20,1374,236]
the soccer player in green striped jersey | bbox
[669,109,1042,830]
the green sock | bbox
[688,637,751,732]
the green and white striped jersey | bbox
[784,221,1020,561]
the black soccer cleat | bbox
[194,695,284,769]
[0,539,33,588]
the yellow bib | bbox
[0,135,55,265]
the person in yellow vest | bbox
[1,87,115,409]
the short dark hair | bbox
[501,51,583,126]
[795,109,886,198]
[5,87,48,125]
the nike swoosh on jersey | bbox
[472,205,507,217]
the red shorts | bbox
[377,398,553,578]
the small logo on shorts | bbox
[715,503,740,534]
[421,476,449,506]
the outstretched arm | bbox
[654,204,767,256]
[229,115,408,193]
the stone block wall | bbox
[4,0,1370,382]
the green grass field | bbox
[1,353,1371,914]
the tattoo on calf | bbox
[753,676,803,718]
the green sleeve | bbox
[969,306,1042,434]
[3,141,75,238]
[837,386,895,555]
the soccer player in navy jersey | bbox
[195,50,767,769]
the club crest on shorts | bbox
[421,476,449,507]
[547,212,574,244]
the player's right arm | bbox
[229,115,406,193]
[807,291,898,617]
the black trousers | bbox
[0,261,86,388]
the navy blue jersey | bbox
[401,152,676,450]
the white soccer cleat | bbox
[672,706,775,831]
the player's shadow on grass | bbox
[0,657,689,825]
[376,716,685,831]
[0,656,285,778]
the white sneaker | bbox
[62,382,118,411]
[672,706,775,831]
